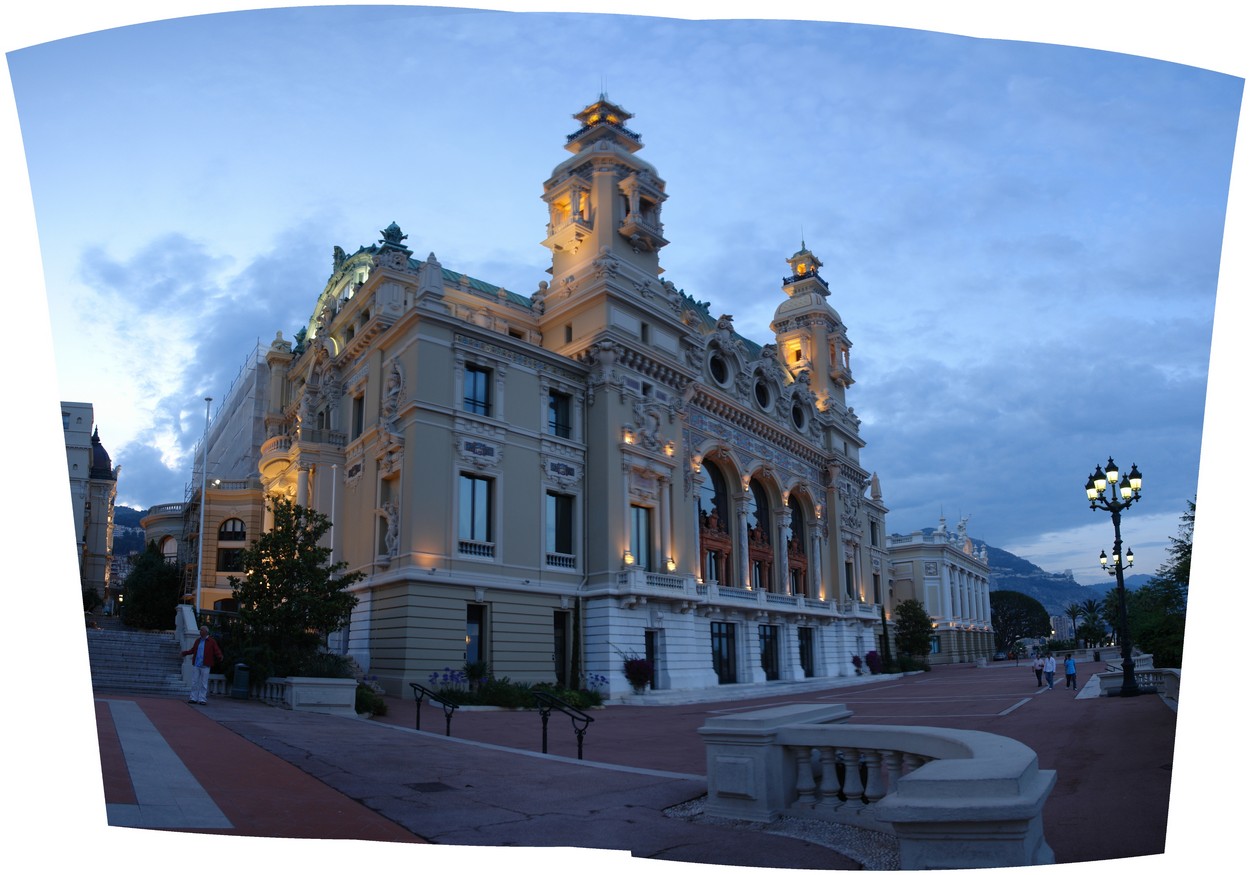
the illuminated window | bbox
[218,518,246,542]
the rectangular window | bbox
[352,395,365,439]
[873,573,882,604]
[630,505,652,571]
[546,492,574,558]
[464,364,492,416]
[845,561,855,600]
[759,624,780,681]
[799,627,815,678]
[218,548,244,573]
[459,474,493,545]
[870,521,880,548]
[547,391,571,438]
[466,604,487,664]
[711,621,737,685]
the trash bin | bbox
[231,663,250,699]
[1093,651,1101,662]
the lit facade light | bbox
[623,549,635,566]
[665,557,676,572]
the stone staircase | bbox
[86,623,187,698]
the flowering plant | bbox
[623,655,654,688]
[851,654,863,674]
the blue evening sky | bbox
[9,3,1241,584]
[4,2,1246,872]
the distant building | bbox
[140,344,268,611]
[63,402,118,601]
[887,516,993,664]
[150,97,894,696]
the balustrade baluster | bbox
[861,749,887,803]
[815,746,841,811]
[839,747,866,810]
[794,747,817,805]
[883,749,904,794]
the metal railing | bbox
[532,690,594,760]
[409,682,460,736]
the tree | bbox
[122,541,183,630]
[1077,598,1106,648]
[893,598,935,659]
[1063,602,1082,642]
[1126,500,1192,668]
[990,590,1051,652]
[230,497,362,679]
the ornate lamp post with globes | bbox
[1084,458,1142,696]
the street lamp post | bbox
[1084,458,1142,697]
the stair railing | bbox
[532,689,594,760]
[409,682,460,736]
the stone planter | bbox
[283,677,359,717]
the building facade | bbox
[165,98,895,696]
[63,402,118,601]
[887,516,994,664]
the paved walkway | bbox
[91,657,1178,868]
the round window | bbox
[709,353,729,385]
[754,380,771,409]
[791,404,805,430]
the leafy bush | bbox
[865,650,882,674]
[297,651,356,679]
[355,683,388,716]
[426,667,602,709]
[896,655,931,672]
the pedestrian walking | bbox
[1043,653,1057,690]
[1065,653,1078,690]
[181,625,223,705]
[1032,655,1045,687]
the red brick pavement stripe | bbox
[94,699,136,805]
[99,696,426,843]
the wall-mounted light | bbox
[623,428,636,445]
[623,549,635,566]
[666,557,676,572]
[664,442,675,457]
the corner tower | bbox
[770,244,854,411]
[535,97,676,349]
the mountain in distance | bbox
[112,504,149,557]
[982,542,1150,616]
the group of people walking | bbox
[1032,652,1079,692]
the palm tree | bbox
[1080,598,1104,647]
[1063,603,1083,643]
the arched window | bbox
[787,496,808,596]
[698,460,733,586]
[218,518,246,541]
[159,536,178,563]
[747,479,772,590]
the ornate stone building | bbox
[195,98,894,696]
[63,402,118,601]
[887,516,994,664]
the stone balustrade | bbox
[699,703,1055,869]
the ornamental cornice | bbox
[454,332,584,384]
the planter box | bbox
[283,677,359,717]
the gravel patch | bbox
[664,796,902,870]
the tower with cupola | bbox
[534,96,683,354]
[769,244,855,413]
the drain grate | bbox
[406,781,456,792]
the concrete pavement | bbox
[92,657,1178,868]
